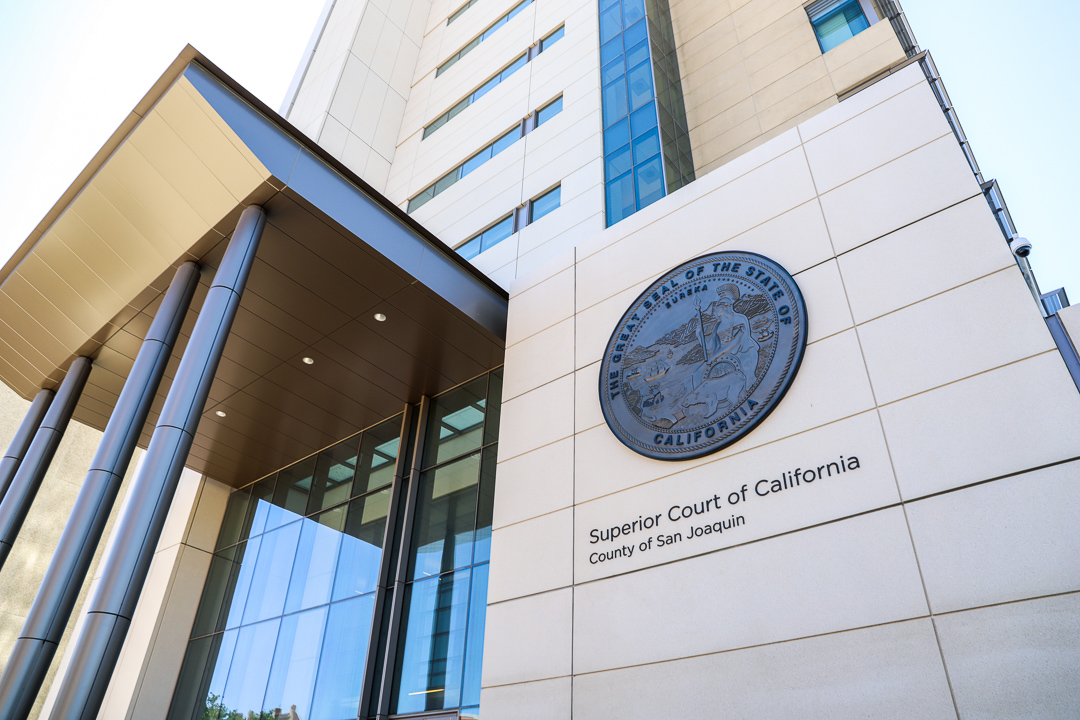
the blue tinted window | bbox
[622,0,646,26]
[633,126,661,165]
[636,155,665,209]
[310,594,377,719]
[457,236,481,260]
[536,96,563,126]
[332,488,391,600]
[600,36,622,65]
[263,606,328,719]
[606,172,635,225]
[492,127,519,155]
[599,3,622,43]
[604,118,630,152]
[530,186,561,223]
[606,143,632,178]
[221,618,279,715]
[602,55,625,85]
[241,522,301,625]
[410,453,481,580]
[630,100,658,136]
[481,216,514,251]
[627,60,654,111]
[437,0,533,76]
[810,0,870,52]
[285,512,345,614]
[603,77,629,121]
[540,25,564,51]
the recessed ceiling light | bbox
[302,357,315,365]
[374,312,387,322]
[215,410,227,418]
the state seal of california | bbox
[599,251,808,460]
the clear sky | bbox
[0,0,1076,297]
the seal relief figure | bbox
[599,251,808,461]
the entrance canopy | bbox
[0,48,507,486]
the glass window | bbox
[604,117,630,152]
[424,377,487,466]
[603,76,629,120]
[491,127,519,156]
[392,568,472,714]
[284,510,345,614]
[306,436,360,515]
[599,3,622,43]
[332,488,392,600]
[635,154,665,209]
[224,537,261,630]
[410,453,482,580]
[436,0,534,76]
[808,0,870,53]
[622,0,645,26]
[216,487,251,550]
[273,458,315,527]
[600,35,622,66]
[536,96,563,127]
[354,417,401,495]
[606,142,632,179]
[481,215,514,252]
[529,186,561,223]
[633,126,660,165]
[627,59,654,111]
[310,594,377,719]
[540,25,564,52]
[457,236,481,260]
[220,618,280,716]
[460,564,489,706]
[262,606,328,719]
[447,0,477,23]
[606,172,635,225]
[241,521,302,625]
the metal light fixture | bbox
[215,410,227,418]
[374,312,387,322]
[302,357,315,365]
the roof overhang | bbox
[0,47,507,486]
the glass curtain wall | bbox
[599,0,694,227]
[169,370,502,720]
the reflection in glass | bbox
[461,564,490,707]
[472,448,497,565]
[273,456,316,525]
[310,594,377,720]
[333,488,391,601]
[224,537,261,630]
[263,606,328,719]
[241,521,302,625]
[393,569,471,714]
[221,619,280,716]
[216,488,251,550]
[246,475,277,539]
[285,512,345,614]
[424,377,487,466]
[411,453,481,580]
[355,417,401,495]
[307,437,360,515]
[191,546,240,637]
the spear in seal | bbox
[694,297,710,365]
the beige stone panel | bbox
[535,0,590,38]
[348,74,389,148]
[685,73,753,134]
[752,55,831,113]
[340,133,374,178]
[757,73,837,133]
[707,199,835,277]
[800,62,925,141]
[503,318,575,401]
[351,5,387,67]
[732,0,801,43]
[507,263,575,340]
[819,135,982,254]
[935,593,1080,720]
[794,259,853,343]
[481,588,573,687]
[858,268,1055,405]
[746,34,824,95]
[737,2,809,57]
[574,279,651,370]
[576,148,817,311]
[371,18,405,83]
[499,374,575,461]
[682,47,747,117]
[575,329,875,501]
[574,507,928,672]
[880,351,1080,500]
[670,0,733,47]
[573,619,954,720]
[803,81,951,193]
[839,196,1014,324]
[494,437,575,529]
[481,677,571,720]
[485,259,518,289]
[185,477,231,553]
[489,508,574,602]
[829,37,907,96]
[1061,303,1080,350]
[575,411,897,580]
[373,89,408,159]
[516,212,605,282]
[908,460,1080,614]
[363,151,393,191]
[318,114,350,159]
[520,114,604,202]
[328,53,370,130]
[575,362,605,433]
[692,114,762,171]
[679,18,740,80]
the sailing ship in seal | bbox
[599,251,807,461]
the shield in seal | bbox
[598,251,808,461]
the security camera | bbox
[1009,236,1032,258]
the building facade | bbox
[0,1,1078,719]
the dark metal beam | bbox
[0,357,91,570]
[47,207,266,720]
[0,262,199,720]
[0,389,53,503]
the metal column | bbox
[0,389,54,502]
[47,206,266,720]
[0,262,199,720]
[0,357,91,569]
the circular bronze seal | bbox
[599,251,808,461]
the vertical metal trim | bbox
[1045,314,1080,394]
[359,403,416,718]
[0,389,54,503]
[47,206,266,720]
[0,262,199,720]
[375,396,431,720]
[0,356,91,570]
